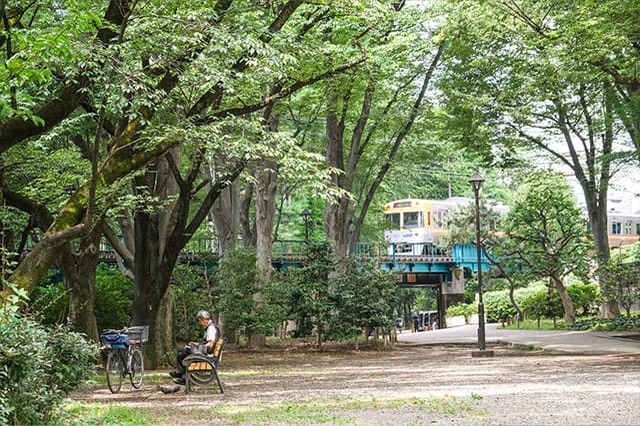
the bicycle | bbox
[99,326,148,393]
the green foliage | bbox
[445,303,475,319]
[567,283,601,317]
[93,266,133,330]
[573,315,640,331]
[328,259,398,340]
[482,283,541,323]
[598,260,640,316]
[30,281,69,325]
[30,266,133,331]
[484,292,517,323]
[172,264,217,342]
[484,280,600,325]
[217,248,282,340]
[279,242,335,341]
[519,289,564,324]
[0,309,98,425]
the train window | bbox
[386,213,400,227]
[611,222,621,235]
[636,223,640,235]
[403,211,423,228]
[625,221,632,235]
[427,211,431,227]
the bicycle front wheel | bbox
[129,346,144,389]
[106,350,124,393]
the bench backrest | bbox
[212,338,224,365]
[186,338,225,372]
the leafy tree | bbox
[281,242,335,348]
[599,260,640,317]
[329,259,397,347]
[171,263,216,343]
[436,0,635,317]
[500,171,592,325]
[216,247,285,344]
[2,0,408,365]
[520,289,563,328]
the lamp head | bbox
[468,172,485,191]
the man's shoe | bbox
[172,377,186,385]
[169,370,182,378]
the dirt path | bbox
[73,343,640,425]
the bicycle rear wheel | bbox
[129,346,144,389]
[106,350,124,393]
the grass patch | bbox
[64,394,486,425]
[500,318,567,330]
[219,395,485,424]
[58,403,160,425]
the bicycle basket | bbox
[127,326,149,343]
[100,332,129,348]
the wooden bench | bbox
[182,338,225,394]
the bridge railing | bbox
[272,240,308,264]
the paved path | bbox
[397,323,640,354]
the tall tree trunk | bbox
[250,158,278,348]
[250,104,280,348]
[552,275,575,326]
[132,205,177,368]
[323,44,445,271]
[240,180,256,248]
[58,224,102,341]
[210,179,241,255]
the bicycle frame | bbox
[102,329,145,394]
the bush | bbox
[573,315,640,331]
[30,265,133,331]
[217,247,285,341]
[484,292,517,323]
[328,259,398,341]
[445,303,474,319]
[520,289,563,324]
[567,282,601,317]
[94,266,133,330]
[0,308,98,425]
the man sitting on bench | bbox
[170,310,218,385]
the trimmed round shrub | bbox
[567,283,601,317]
[484,291,517,323]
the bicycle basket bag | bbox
[100,332,129,349]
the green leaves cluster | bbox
[0,309,98,425]
[499,171,591,282]
[329,258,398,340]
[217,247,283,339]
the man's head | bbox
[196,310,211,326]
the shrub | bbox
[30,265,133,331]
[217,247,285,341]
[484,292,517,323]
[94,266,133,330]
[0,308,98,425]
[519,289,563,325]
[328,259,398,341]
[567,282,601,317]
[445,303,474,319]
[573,315,640,331]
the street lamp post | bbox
[468,172,492,356]
[301,209,312,241]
